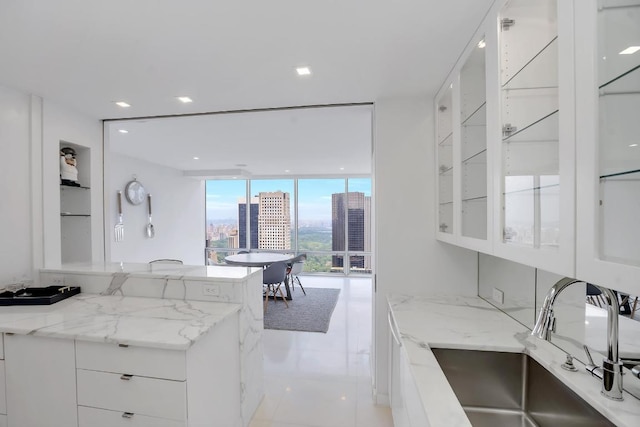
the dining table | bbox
[224,252,295,299]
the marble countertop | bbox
[42,262,262,281]
[0,294,241,350]
[388,294,640,427]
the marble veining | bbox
[0,294,240,350]
[43,261,262,281]
[388,293,640,427]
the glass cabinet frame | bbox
[434,0,576,276]
[491,0,576,276]
[575,0,640,296]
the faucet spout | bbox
[531,277,624,401]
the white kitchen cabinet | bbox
[492,0,576,277]
[78,406,183,427]
[4,334,78,427]
[388,311,430,427]
[574,0,640,296]
[76,313,242,427]
[389,312,409,427]
[435,0,577,277]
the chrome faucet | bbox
[532,277,624,401]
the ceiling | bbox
[1,0,494,176]
[0,0,494,120]
[107,104,374,176]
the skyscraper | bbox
[332,192,371,270]
[258,191,291,250]
[238,197,258,249]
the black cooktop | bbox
[0,286,80,306]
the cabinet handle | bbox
[122,412,134,418]
[120,374,133,381]
[118,343,129,348]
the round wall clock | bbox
[124,179,147,205]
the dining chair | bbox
[263,261,289,312]
[287,254,306,295]
[586,283,605,307]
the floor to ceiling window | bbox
[205,177,372,275]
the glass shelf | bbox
[500,0,558,88]
[598,3,640,87]
[598,66,640,176]
[462,102,486,126]
[503,37,558,91]
[462,148,487,164]
[463,150,487,201]
[503,110,559,176]
[60,184,90,190]
[438,132,453,146]
[61,214,90,217]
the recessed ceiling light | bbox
[339,167,345,170]
[478,40,486,49]
[285,169,290,173]
[118,129,129,134]
[193,156,199,160]
[177,96,193,103]
[115,101,131,108]
[619,46,640,55]
[630,144,638,147]
[296,66,311,76]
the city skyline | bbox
[205,178,371,223]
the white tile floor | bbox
[249,276,393,427]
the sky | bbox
[205,178,371,223]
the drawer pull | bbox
[120,374,133,381]
[122,412,134,419]
[118,343,129,348]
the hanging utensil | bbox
[115,191,124,241]
[146,194,155,238]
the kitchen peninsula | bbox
[0,262,264,427]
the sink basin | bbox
[0,286,80,305]
[432,349,615,427]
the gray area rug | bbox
[264,287,340,333]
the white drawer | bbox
[76,341,186,380]
[0,414,5,427]
[77,369,186,421]
[78,406,184,427]
[0,361,5,415]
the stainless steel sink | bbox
[432,349,615,427]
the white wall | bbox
[42,99,104,268]
[373,95,478,403]
[0,85,33,284]
[107,152,205,265]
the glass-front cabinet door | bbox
[494,0,575,275]
[576,0,640,295]
[460,38,488,242]
[436,85,454,237]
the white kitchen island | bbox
[29,262,265,427]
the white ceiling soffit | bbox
[0,0,495,119]
[107,104,373,176]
